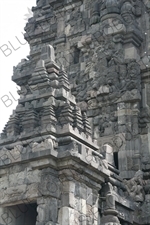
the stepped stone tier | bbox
[0,0,150,224]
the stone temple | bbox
[0,0,150,224]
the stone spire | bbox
[0,45,94,148]
[59,65,70,91]
[0,1,149,224]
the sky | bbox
[0,0,36,133]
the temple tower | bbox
[0,0,150,224]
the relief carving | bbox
[32,137,54,152]
[124,170,145,202]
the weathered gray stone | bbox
[0,0,150,224]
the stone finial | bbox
[29,59,49,87]
[41,45,55,62]
[82,112,92,136]
[73,106,84,132]
[57,102,74,127]
[22,109,39,132]
[0,124,7,139]
[59,65,70,91]
[6,113,20,136]
[41,105,57,128]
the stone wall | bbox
[0,0,150,224]
[21,0,150,179]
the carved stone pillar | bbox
[100,183,121,225]
[36,197,59,225]
[58,169,100,225]
[117,102,141,179]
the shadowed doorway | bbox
[3,203,37,225]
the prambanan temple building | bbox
[0,0,150,224]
